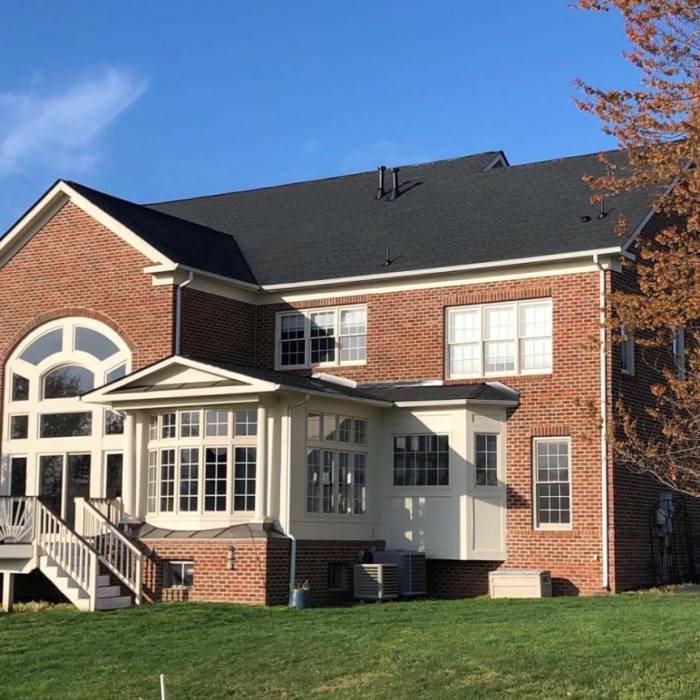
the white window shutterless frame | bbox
[446,299,552,379]
[275,305,367,370]
[2,317,130,508]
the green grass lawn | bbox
[1,593,700,699]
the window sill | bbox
[534,525,573,532]
[276,361,368,372]
[448,369,552,381]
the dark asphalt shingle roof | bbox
[54,150,658,287]
[146,150,657,285]
[180,357,519,405]
[66,181,256,284]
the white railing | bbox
[0,497,35,543]
[78,499,142,604]
[88,497,124,526]
[35,500,98,610]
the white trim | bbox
[310,373,357,389]
[393,398,519,408]
[0,182,171,272]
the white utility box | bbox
[488,569,552,598]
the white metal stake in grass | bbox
[160,674,167,700]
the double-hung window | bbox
[277,305,367,369]
[447,299,552,378]
[533,438,571,529]
[306,410,368,515]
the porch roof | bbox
[81,355,519,408]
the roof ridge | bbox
[143,151,502,206]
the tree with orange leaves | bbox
[576,1,700,494]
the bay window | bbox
[306,410,368,515]
[447,299,552,378]
[277,305,367,369]
[146,408,258,516]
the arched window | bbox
[3,318,131,524]
[43,365,95,399]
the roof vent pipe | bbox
[389,167,400,201]
[375,165,386,200]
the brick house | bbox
[0,149,693,610]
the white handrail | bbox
[88,497,124,525]
[78,499,142,604]
[35,500,98,610]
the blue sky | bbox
[0,1,636,226]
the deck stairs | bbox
[0,496,142,611]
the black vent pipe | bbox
[375,165,386,199]
[389,167,400,201]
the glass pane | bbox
[75,327,119,360]
[179,448,199,511]
[10,415,28,440]
[519,301,551,338]
[40,412,92,438]
[483,306,515,341]
[340,308,366,335]
[10,457,27,497]
[204,447,227,511]
[39,455,63,514]
[180,411,201,438]
[11,374,29,401]
[20,329,62,365]
[310,311,336,364]
[449,308,480,343]
[280,313,306,366]
[43,365,94,398]
[307,411,321,440]
[105,410,124,435]
[205,410,228,437]
[106,453,123,499]
[106,363,127,384]
[520,337,552,372]
[484,340,515,373]
[235,409,257,437]
[450,342,480,376]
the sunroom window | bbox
[306,410,368,515]
[146,408,258,516]
[447,299,552,378]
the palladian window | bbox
[3,318,130,527]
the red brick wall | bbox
[257,274,608,594]
[180,287,257,365]
[0,202,174,436]
[142,538,270,604]
[426,560,503,598]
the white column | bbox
[2,573,14,613]
[122,414,136,518]
[254,404,268,522]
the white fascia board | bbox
[258,247,624,292]
[393,399,519,408]
[144,262,261,292]
[91,384,278,404]
[279,387,391,408]
[0,180,174,271]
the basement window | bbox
[328,562,349,592]
[164,560,194,589]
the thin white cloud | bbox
[0,68,147,175]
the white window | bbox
[161,412,176,440]
[306,409,368,516]
[179,448,199,512]
[276,305,367,369]
[533,438,571,529]
[160,449,176,512]
[146,408,258,516]
[475,433,498,487]
[673,328,686,379]
[164,560,194,589]
[620,326,635,375]
[205,409,228,437]
[180,411,200,438]
[393,434,449,486]
[234,409,257,437]
[447,299,552,378]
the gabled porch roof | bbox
[81,355,519,409]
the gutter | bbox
[285,394,310,601]
[593,253,610,590]
[174,271,194,354]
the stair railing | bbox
[88,497,124,526]
[35,499,99,611]
[78,498,142,604]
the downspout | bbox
[285,394,310,599]
[174,271,194,354]
[593,254,610,590]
